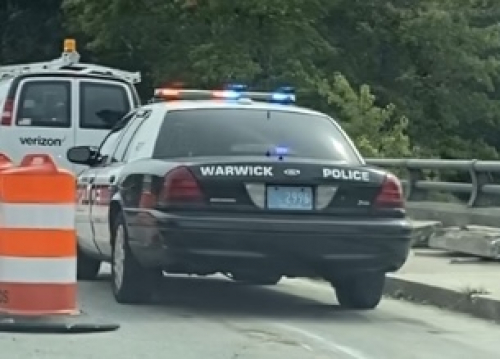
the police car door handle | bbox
[88,177,95,184]
[109,175,115,183]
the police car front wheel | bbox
[111,214,161,304]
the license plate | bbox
[266,186,313,210]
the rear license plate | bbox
[266,186,313,210]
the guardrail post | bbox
[468,159,480,207]
[469,160,497,207]
[406,165,426,201]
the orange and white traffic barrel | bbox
[0,154,77,316]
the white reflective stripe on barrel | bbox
[0,256,76,283]
[0,203,75,229]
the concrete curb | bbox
[384,276,500,323]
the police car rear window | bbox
[80,82,130,130]
[153,109,361,163]
[16,81,71,128]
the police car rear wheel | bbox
[76,247,101,281]
[111,215,160,304]
[334,272,385,310]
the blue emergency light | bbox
[224,83,248,92]
[218,83,247,100]
[270,87,296,105]
[273,146,290,155]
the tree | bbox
[0,0,64,64]
[316,73,411,157]
[62,0,411,157]
[324,0,500,159]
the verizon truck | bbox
[0,39,141,173]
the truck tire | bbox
[334,273,385,310]
[111,214,162,304]
[77,247,101,281]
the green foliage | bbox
[314,73,411,157]
[4,0,500,160]
[0,0,64,64]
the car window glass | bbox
[92,112,136,166]
[123,111,160,162]
[153,109,361,163]
[80,82,130,130]
[111,117,146,163]
[99,132,124,161]
[16,81,71,128]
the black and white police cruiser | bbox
[67,84,412,310]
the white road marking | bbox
[275,323,373,359]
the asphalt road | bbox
[2,268,500,359]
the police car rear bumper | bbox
[126,211,413,278]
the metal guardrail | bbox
[365,158,500,207]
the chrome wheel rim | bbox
[113,225,125,291]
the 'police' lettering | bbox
[323,168,370,182]
[200,166,273,177]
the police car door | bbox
[74,78,134,174]
[78,111,135,258]
[3,77,76,170]
[90,110,147,258]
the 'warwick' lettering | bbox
[200,165,274,177]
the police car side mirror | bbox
[67,146,93,165]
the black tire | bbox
[334,273,386,310]
[111,214,162,304]
[229,273,282,286]
[76,246,101,281]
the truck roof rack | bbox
[0,39,141,84]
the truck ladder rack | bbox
[0,50,141,84]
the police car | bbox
[0,39,141,173]
[67,85,413,309]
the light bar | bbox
[153,85,296,104]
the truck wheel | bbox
[229,273,282,285]
[77,247,101,281]
[111,214,161,304]
[334,273,385,310]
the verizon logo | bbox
[19,136,65,147]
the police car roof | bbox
[144,99,326,116]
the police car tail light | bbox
[160,166,204,203]
[374,174,404,208]
[1,99,14,126]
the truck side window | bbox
[80,82,130,130]
[16,81,71,128]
